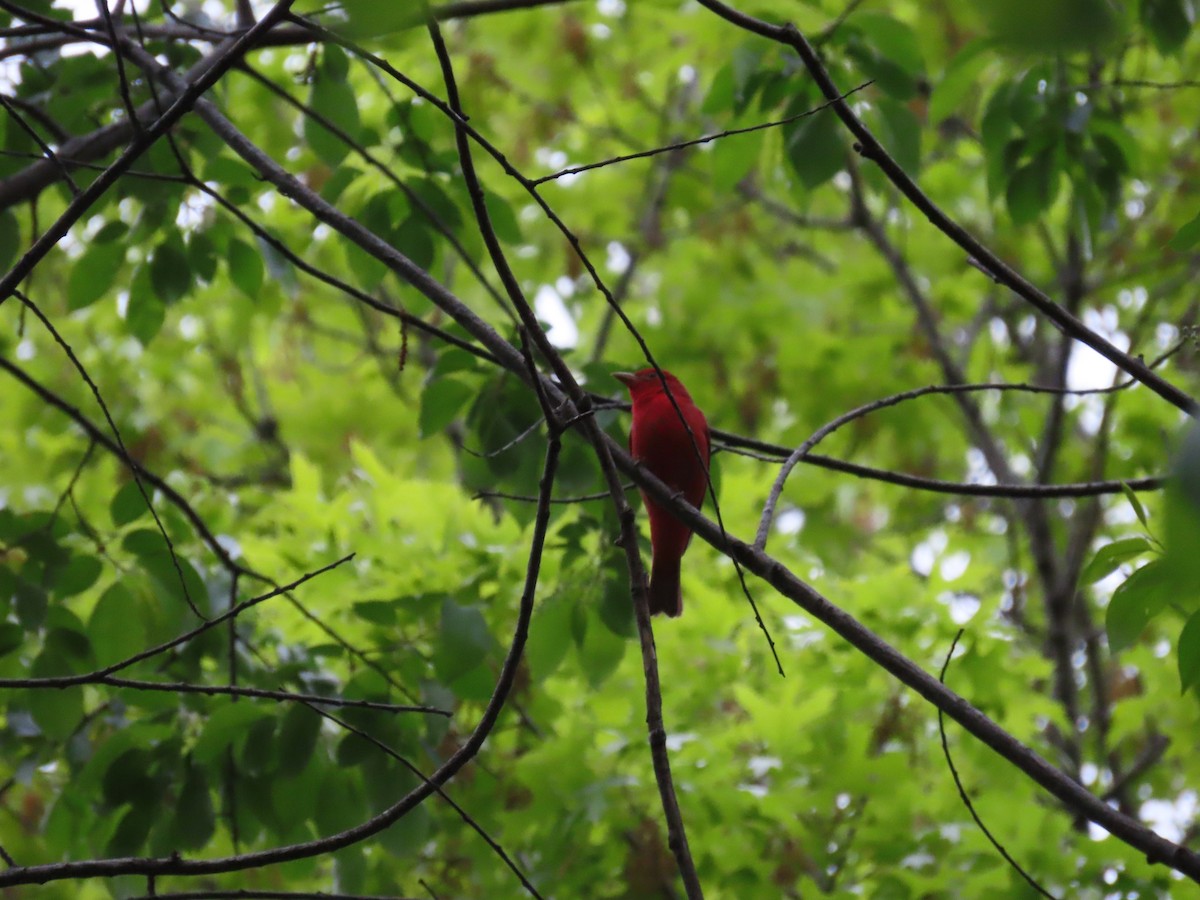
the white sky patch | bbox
[534,283,578,349]
[939,550,970,582]
[1067,307,1130,391]
[911,529,948,577]
[1140,791,1198,843]
[605,240,631,275]
[665,731,698,751]
[554,275,576,298]
[775,508,805,535]
[944,592,981,624]
[964,448,997,485]
[747,755,781,778]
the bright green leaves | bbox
[305,45,362,166]
[1140,0,1196,54]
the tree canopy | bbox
[1,0,1200,897]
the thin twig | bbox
[531,82,871,185]
[937,630,1056,898]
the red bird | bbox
[614,368,711,617]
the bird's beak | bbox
[612,371,636,388]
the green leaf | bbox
[526,595,574,681]
[1106,559,1173,653]
[321,165,360,204]
[1080,537,1153,585]
[54,553,102,598]
[316,767,365,834]
[1122,482,1151,531]
[88,583,147,667]
[0,207,19,273]
[123,530,207,615]
[259,234,297,296]
[28,642,87,739]
[845,14,924,100]
[193,702,272,764]
[980,81,1015,198]
[187,231,218,283]
[1178,609,1200,693]
[352,599,397,626]
[0,622,22,658]
[125,265,166,346]
[1006,150,1060,225]
[334,0,422,38]
[306,46,362,166]
[93,220,128,243]
[395,216,435,271]
[102,747,156,806]
[379,803,432,858]
[171,765,215,850]
[419,377,475,439]
[929,40,995,123]
[148,235,190,305]
[711,125,763,191]
[227,238,264,299]
[67,242,125,310]
[981,0,1124,52]
[782,100,844,189]
[484,193,523,244]
[1169,209,1200,252]
[433,598,493,683]
[578,603,626,687]
[876,99,921,175]
[701,64,735,115]
[277,704,322,776]
[111,479,152,526]
[410,178,462,233]
[1141,0,1194,53]
[107,804,154,857]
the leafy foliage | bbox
[0,0,1198,897]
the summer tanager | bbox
[614,368,711,617]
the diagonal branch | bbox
[693,0,1199,416]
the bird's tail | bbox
[648,553,683,617]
